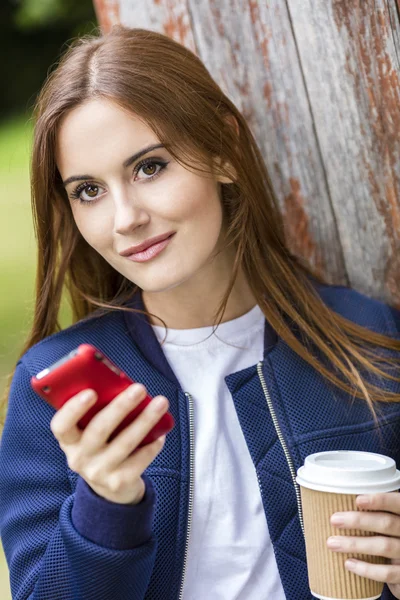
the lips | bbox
[122,233,175,263]
[119,231,175,256]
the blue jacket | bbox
[1,282,400,600]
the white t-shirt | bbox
[151,305,286,599]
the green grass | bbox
[0,114,73,599]
[0,114,72,381]
[0,115,36,384]
[0,114,33,168]
[0,112,34,600]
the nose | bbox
[113,187,150,235]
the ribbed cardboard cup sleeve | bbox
[301,486,385,600]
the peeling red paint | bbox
[283,178,325,278]
[332,2,400,302]
[249,0,259,27]
[263,81,272,109]
[92,0,120,33]
[384,167,400,234]
[209,0,225,38]
[384,253,400,305]
[230,46,250,97]
[164,10,190,45]
[277,101,290,127]
[249,3,289,128]
[260,38,270,67]
[249,0,270,72]
[152,1,196,53]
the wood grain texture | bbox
[289,0,400,304]
[120,0,196,50]
[94,0,400,306]
[92,0,120,33]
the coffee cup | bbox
[296,450,400,600]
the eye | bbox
[134,158,168,181]
[70,182,106,204]
[69,158,168,205]
[141,163,158,176]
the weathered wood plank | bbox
[288,0,400,303]
[93,0,400,306]
[92,0,120,32]
[119,0,196,50]
[186,0,347,285]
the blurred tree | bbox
[14,0,69,28]
[0,0,96,122]
[14,0,96,31]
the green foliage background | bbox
[0,1,98,595]
[1,0,97,119]
[0,115,73,400]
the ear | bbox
[214,159,237,184]
[213,114,239,184]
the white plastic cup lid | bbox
[296,451,400,494]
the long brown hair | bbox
[2,25,400,423]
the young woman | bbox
[1,25,400,600]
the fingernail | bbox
[357,495,370,506]
[331,514,345,526]
[327,537,341,549]
[80,391,95,403]
[153,397,167,410]
[345,559,357,570]
[128,383,144,398]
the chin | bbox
[141,278,190,294]
[119,253,213,295]
[130,270,193,295]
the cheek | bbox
[189,183,223,240]
[162,176,223,228]
[71,205,113,251]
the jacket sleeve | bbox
[0,360,158,600]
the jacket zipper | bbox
[256,361,305,537]
[178,392,195,600]
[179,366,305,598]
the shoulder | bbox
[312,281,400,336]
[19,308,130,376]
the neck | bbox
[142,265,257,330]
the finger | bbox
[344,558,400,584]
[98,395,169,470]
[108,434,167,490]
[327,534,400,559]
[79,383,148,453]
[331,510,400,537]
[50,390,97,445]
[356,492,400,514]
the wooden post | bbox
[92,0,400,307]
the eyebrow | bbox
[62,143,165,186]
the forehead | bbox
[56,98,158,177]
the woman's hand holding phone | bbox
[50,383,169,505]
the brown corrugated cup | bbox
[296,451,400,600]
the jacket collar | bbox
[123,289,278,387]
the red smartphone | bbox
[30,343,175,447]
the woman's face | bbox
[56,98,234,294]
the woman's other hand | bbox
[327,492,400,598]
